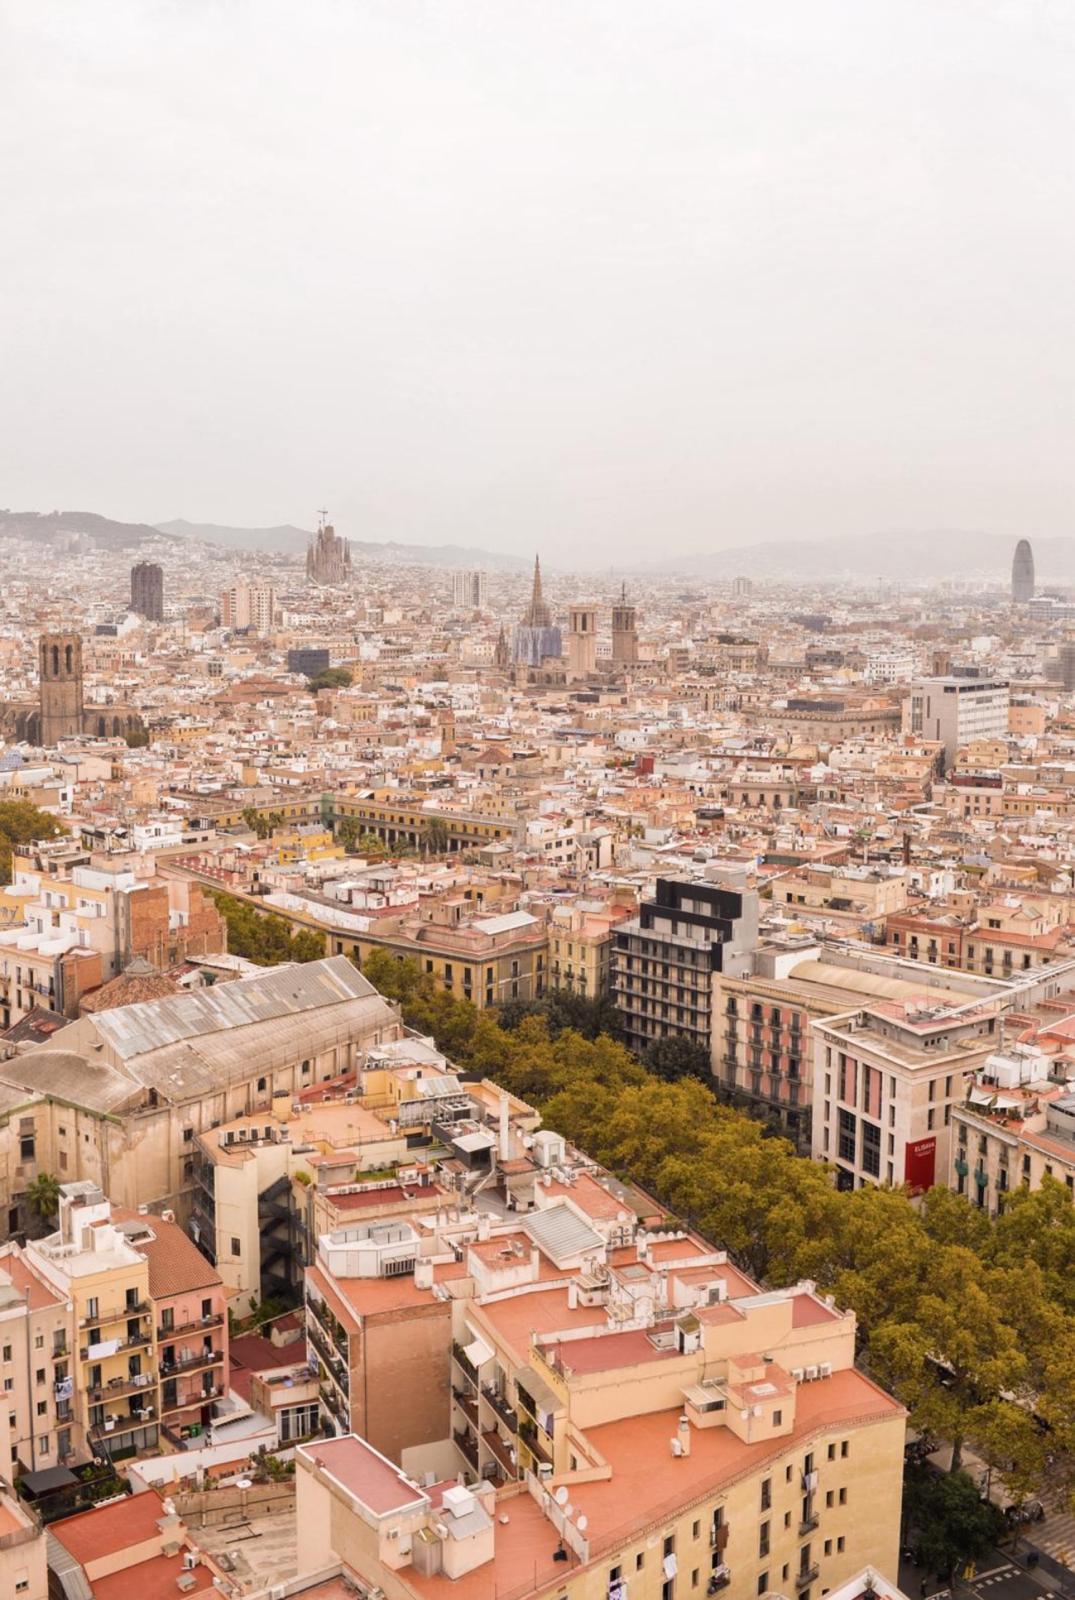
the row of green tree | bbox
[358,946,1075,1506]
[210,891,326,964]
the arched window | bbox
[65,644,73,673]
[51,645,59,675]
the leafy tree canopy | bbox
[0,801,66,885]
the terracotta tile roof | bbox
[81,971,180,1013]
[128,1214,222,1298]
[230,1332,302,1372]
[3,1253,64,1310]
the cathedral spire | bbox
[523,553,552,629]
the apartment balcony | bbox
[481,1428,519,1480]
[91,1408,155,1442]
[308,1321,348,1390]
[160,1383,224,1416]
[480,1384,518,1431]
[157,1311,224,1341]
[708,1568,731,1593]
[796,1565,820,1589]
[160,1347,224,1379]
[80,1300,151,1330]
[799,1513,820,1536]
[320,1381,349,1431]
[518,1419,552,1467]
[452,1387,481,1432]
[307,1297,349,1363]
[81,1328,152,1360]
[454,1430,480,1472]
[451,1341,479,1388]
[85,1371,157,1404]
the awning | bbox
[23,1466,78,1496]
[463,1334,494,1368]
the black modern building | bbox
[611,873,759,1059]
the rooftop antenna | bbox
[317,507,329,531]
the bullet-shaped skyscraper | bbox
[1012,539,1035,604]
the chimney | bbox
[677,1415,691,1457]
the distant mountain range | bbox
[0,509,530,569]
[4,509,1071,583]
[0,509,168,550]
[156,518,530,570]
[652,530,1075,584]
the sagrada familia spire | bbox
[306,510,352,586]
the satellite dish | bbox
[554,1486,569,1506]
[564,1502,574,1518]
[577,1515,588,1531]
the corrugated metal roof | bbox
[523,1202,603,1264]
[46,1531,94,1600]
[92,955,375,1061]
[6,957,398,1111]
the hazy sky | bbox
[3,0,1074,564]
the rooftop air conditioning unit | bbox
[791,1368,804,1383]
[819,1362,832,1378]
[805,1366,819,1382]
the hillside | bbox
[0,509,171,550]
[157,518,530,569]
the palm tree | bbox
[25,1172,61,1228]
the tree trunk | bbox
[949,1436,963,1474]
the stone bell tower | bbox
[39,633,84,744]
